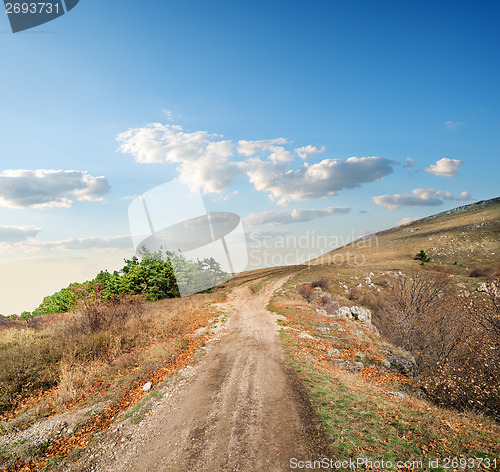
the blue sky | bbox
[0,0,499,314]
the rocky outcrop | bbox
[333,305,372,323]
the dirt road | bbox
[88,276,330,472]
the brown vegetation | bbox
[375,273,500,419]
[297,283,315,302]
[469,267,495,278]
[0,284,226,437]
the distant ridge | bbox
[371,196,500,238]
[398,196,500,226]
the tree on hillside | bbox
[414,249,431,264]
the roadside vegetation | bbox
[0,259,228,470]
[7,248,228,320]
[274,271,499,470]
[275,200,500,468]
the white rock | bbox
[350,306,372,323]
[334,306,352,318]
[142,382,153,392]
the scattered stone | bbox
[142,382,153,392]
[387,391,406,400]
[299,331,318,341]
[385,353,418,378]
[364,277,371,284]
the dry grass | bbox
[0,287,228,439]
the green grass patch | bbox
[121,388,161,424]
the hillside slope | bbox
[310,197,500,274]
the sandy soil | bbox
[76,276,330,472]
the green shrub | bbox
[29,249,228,317]
[413,249,431,264]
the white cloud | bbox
[0,170,110,209]
[444,121,464,131]
[117,123,242,194]
[404,157,415,168]
[0,225,41,243]
[245,156,394,205]
[0,234,133,254]
[162,109,174,121]
[372,188,445,211]
[117,123,213,164]
[295,145,325,159]
[118,124,394,202]
[237,138,292,163]
[425,158,463,177]
[244,206,350,227]
[236,138,288,156]
[38,235,133,251]
[397,217,420,226]
[456,191,472,202]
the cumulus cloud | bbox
[118,123,394,202]
[444,121,464,131]
[373,189,445,211]
[295,145,325,159]
[0,225,41,244]
[425,158,463,177]
[117,123,242,193]
[244,206,350,227]
[373,188,472,211]
[456,191,472,202]
[236,138,288,156]
[0,170,110,209]
[245,156,394,205]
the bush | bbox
[311,277,329,289]
[320,293,334,305]
[297,283,315,302]
[72,284,145,335]
[29,249,229,317]
[375,272,500,419]
[413,250,431,264]
[469,267,494,278]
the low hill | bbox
[309,196,500,276]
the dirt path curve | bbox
[106,276,330,472]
